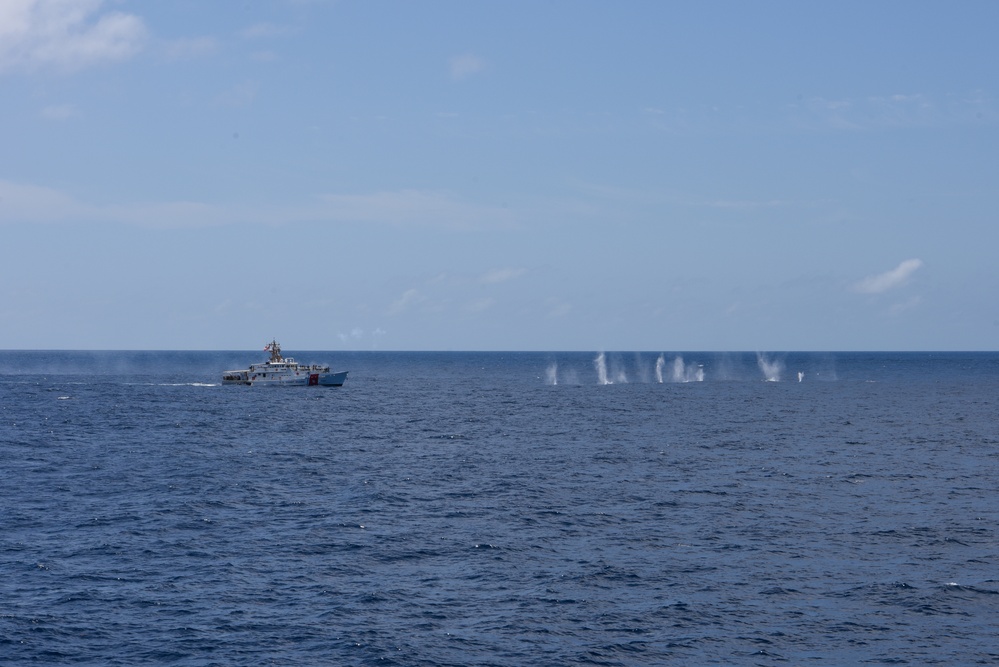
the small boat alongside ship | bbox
[222,341,348,387]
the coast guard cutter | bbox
[222,341,348,387]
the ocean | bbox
[2,350,998,665]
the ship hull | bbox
[224,371,348,387]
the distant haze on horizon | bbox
[2,1,997,351]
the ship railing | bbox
[306,364,331,372]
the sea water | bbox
[2,351,998,665]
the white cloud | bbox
[317,189,515,230]
[794,91,992,131]
[854,259,924,294]
[162,36,217,61]
[450,53,484,81]
[388,289,424,315]
[706,199,788,210]
[213,80,259,108]
[0,179,238,227]
[338,327,388,344]
[0,179,90,222]
[40,103,76,120]
[338,327,365,342]
[0,0,147,73]
[466,297,495,313]
[0,179,516,231]
[480,267,527,284]
[240,23,293,39]
[250,50,278,63]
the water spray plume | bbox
[594,352,612,385]
[757,353,783,382]
[672,356,685,382]
[656,355,704,382]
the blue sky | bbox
[2,0,997,351]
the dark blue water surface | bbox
[2,351,999,665]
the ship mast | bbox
[267,340,283,362]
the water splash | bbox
[672,356,685,382]
[798,371,805,383]
[546,363,558,386]
[594,352,612,385]
[655,354,665,383]
[668,355,705,382]
[757,353,783,382]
